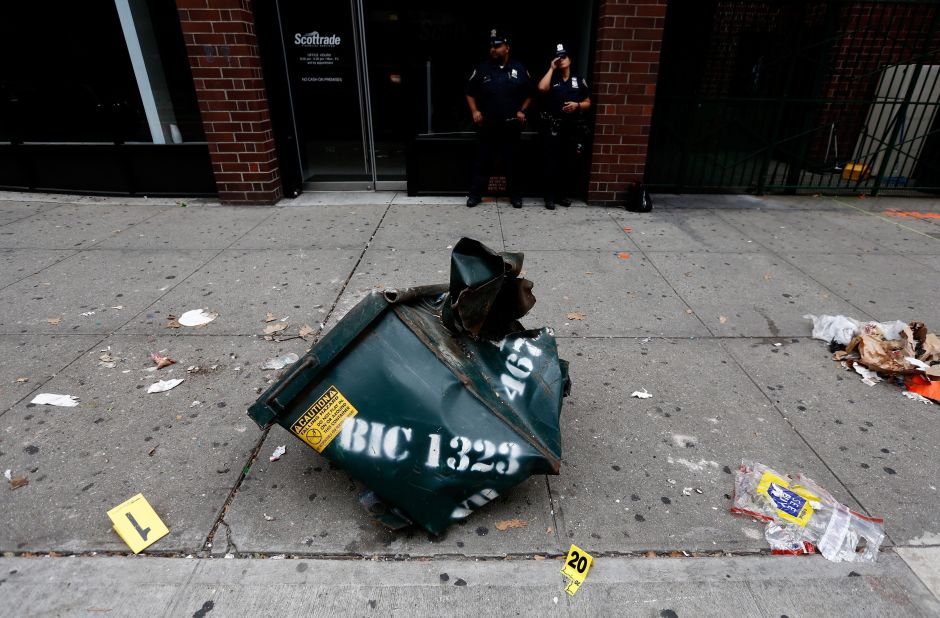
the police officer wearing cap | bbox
[465,29,532,208]
[537,43,592,210]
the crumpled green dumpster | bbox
[248,238,570,535]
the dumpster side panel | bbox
[269,312,552,534]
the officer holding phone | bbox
[537,43,592,210]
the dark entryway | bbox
[646,1,940,195]
[256,0,596,195]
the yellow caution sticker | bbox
[107,493,169,554]
[561,544,594,596]
[291,385,359,453]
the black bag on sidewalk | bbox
[624,181,653,212]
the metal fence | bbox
[645,0,940,195]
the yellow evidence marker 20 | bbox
[107,493,169,554]
[561,544,594,596]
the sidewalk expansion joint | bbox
[0,546,904,562]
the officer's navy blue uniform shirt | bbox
[466,59,532,122]
[545,73,591,116]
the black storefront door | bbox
[257,0,596,195]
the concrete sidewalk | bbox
[0,190,939,615]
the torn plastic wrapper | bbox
[248,238,570,535]
[731,460,884,563]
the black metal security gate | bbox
[646,1,940,195]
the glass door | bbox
[279,0,374,189]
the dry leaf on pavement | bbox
[264,322,289,335]
[166,315,182,329]
[494,518,528,531]
[566,312,586,321]
[150,352,176,370]
[264,312,277,322]
[299,324,317,341]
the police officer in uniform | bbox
[465,29,532,208]
[537,43,592,210]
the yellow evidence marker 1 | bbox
[107,493,169,554]
[561,544,594,596]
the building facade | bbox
[3,1,938,205]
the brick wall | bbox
[176,0,281,204]
[589,1,667,205]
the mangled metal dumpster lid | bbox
[248,238,569,535]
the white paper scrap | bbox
[147,379,184,394]
[853,364,881,386]
[906,357,931,371]
[178,309,218,327]
[631,389,653,399]
[902,391,934,405]
[269,445,286,462]
[30,393,80,407]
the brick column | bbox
[176,0,282,204]
[589,1,667,205]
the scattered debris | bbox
[150,352,176,370]
[111,305,125,310]
[148,445,158,457]
[494,518,528,531]
[719,316,728,324]
[165,315,182,329]
[731,460,884,562]
[178,309,218,327]
[147,379,184,394]
[269,445,286,462]
[566,312,586,321]
[262,353,300,371]
[906,374,940,401]
[263,513,275,521]
[46,318,62,325]
[264,312,277,322]
[616,252,631,260]
[853,364,881,386]
[81,311,96,317]
[190,400,202,408]
[806,314,940,402]
[9,474,29,490]
[299,324,317,341]
[15,377,28,383]
[31,393,80,407]
[883,209,940,220]
[631,389,652,399]
[682,487,693,496]
[263,322,289,336]
[902,391,934,405]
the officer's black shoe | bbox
[557,197,572,207]
[466,196,482,208]
[511,197,523,209]
[544,199,555,210]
